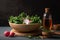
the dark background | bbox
[0,0,60,26]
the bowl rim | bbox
[9,22,40,25]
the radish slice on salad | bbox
[23,18,32,24]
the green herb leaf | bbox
[9,12,42,24]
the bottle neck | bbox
[45,8,50,13]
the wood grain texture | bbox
[10,29,42,36]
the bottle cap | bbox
[45,8,50,13]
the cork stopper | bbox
[45,8,50,13]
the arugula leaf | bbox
[18,12,27,18]
[9,12,42,24]
[30,15,41,23]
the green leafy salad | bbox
[9,12,42,24]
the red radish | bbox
[9,32,15,37]
[4,31,10,37]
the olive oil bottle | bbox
[43,8,52,30]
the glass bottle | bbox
[43,8,52,30]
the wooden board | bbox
[10,29,42,37]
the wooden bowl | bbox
[9,22,41,32]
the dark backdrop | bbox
[0,0,60,26]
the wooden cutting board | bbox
[10,24,60,37]
[10,29,42,37]
[53,24,60,30]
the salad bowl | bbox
[9,12,41,32]
[9,22,40,32]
